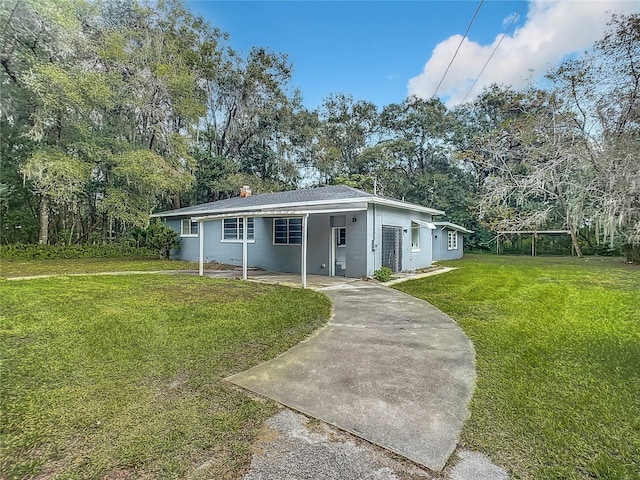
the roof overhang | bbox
[412,219,436,229]
[373,198,444,216]
[192,204,368,222]
[433,222,474,234]
[152,196,444,219]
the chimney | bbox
[240,185,252,198]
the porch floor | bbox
[199,269,361,289]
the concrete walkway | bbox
[228,279,476,472]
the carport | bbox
[192,204,367,288]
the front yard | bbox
[0,274,331,479]
[0,257,199,279]
[396,254,640,479]
[2,255,638,479]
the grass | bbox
[395,254,640,479]
[0,274,331,479]
[0,257,200,279]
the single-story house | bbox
[431,222,474,261]
[151,185,470,286]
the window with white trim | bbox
[336,227,346,247]
[447,230,458,250]
[273,218,302,245]
[180,219,198,236]
[223,218,254,241]
[411,222,420,251]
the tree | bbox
[2,0,219,242]
[193,45,304,201]
[474,88,592,255]
[551,14,640,249]
[469,15,639,257]
[1,0,88,243]
[307,94,379,185]
[22,149,90,244]
[146,220,180,259]
[374,96,474,222]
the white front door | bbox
[330,227,347,277]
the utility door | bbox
[382,225,402,273]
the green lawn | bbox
[0,257,200,279]
[0,274,331,479]
[395,254,640,480]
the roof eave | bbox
[151,195,444,218]
[434,221,474,234]
[370,197,444,216]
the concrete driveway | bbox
[227,279,476,472]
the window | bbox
[336,227,346,247]
[411,222,420,251]
[447,230,458,250]
[223,218,254,241]
[273,218,302,245]
[181,219,198,236]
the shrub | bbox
[373,266,393,282]
[0,243,155,260]
[623,244,640,264]
[146,222,180,259]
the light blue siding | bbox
[168,213,354,276]
[167,205,435,278]
[344,210,368,278]
[432,228,464,260]
[366,205,434,276]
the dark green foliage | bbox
[0,119,37,244]
[3,0,636,258]
[624,244,640,263]
[373,266,393,282]
[126,226,148,248]
[145,221,181,259]
[0,243,154,260]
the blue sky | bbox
[187,1,638,109]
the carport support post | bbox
[532,232,536,257]
[198,220,204,276]
[301,214,308,289]
[242,216,248,280]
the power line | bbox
[432,0,485,98]
[461,0,527,104]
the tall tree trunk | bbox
[38,195,49,244]
[570,227,583,258]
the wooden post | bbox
[496,233,499,255]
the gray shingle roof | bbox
[152,185,443,218]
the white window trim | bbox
[336,227,346,248]
[180,218,199,237]
[221,217,255,243]
[273,217,303,245]
[411,222,420,252]
[448,230,458,250]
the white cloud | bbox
[502,12,521,28]
[408,0,639,106]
